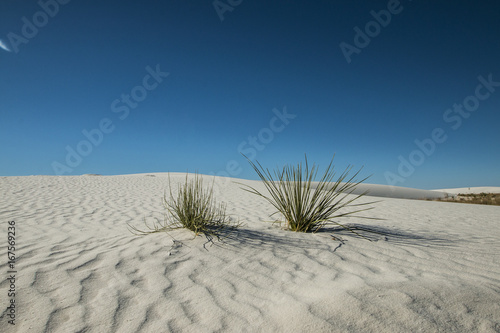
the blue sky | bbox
[1,0,499,189]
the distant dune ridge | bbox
[436,186,500,195]
[1,173,499,332]
[314,182,500,200]
[312,182,451,200]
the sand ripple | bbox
[1,175,499,332]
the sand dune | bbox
[1,174,499,332]
[435,187,500,195]
[312,182,452,200]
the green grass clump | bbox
[240,155,377,238]
[129,173,239,243]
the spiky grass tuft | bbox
[129,173,240,245]
[240,155,378,239]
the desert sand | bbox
[1,173,499,332]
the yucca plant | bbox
[240,155,377,238]
[129,173,239,243]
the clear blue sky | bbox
[1,0,499,189]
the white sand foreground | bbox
[1,174,500,332]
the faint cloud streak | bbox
[0,39,11,52]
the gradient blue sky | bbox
[1,0,499,189]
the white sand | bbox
[435,187,500,195]
[314,182,453,200]
[1,174,500,332]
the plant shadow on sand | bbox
[210,222,457,253]
[209,227,335,253]
[320,224,457,247]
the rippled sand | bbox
[1,174,499,332]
